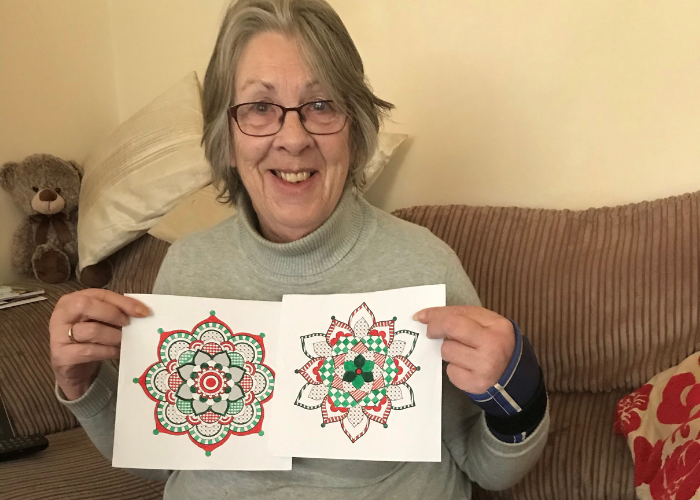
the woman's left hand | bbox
[414,306,516,394]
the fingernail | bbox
[413,311,424,322]
[136,305,150,317]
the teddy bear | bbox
[0,153,112,287]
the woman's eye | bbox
[311,101,328,112]
[32,186,39,192]
[55,188,61,194]
[254,102,273,114]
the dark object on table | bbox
[0,395,48,461]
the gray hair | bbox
[202,0,394,205]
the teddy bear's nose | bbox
[39,189,58,202]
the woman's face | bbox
[232,31,350,243]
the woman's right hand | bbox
[49,289,150,401]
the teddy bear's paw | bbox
[79,260,113,289]
[33,244,71,284]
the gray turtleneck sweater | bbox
[59,189,549,499]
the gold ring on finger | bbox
[67,326,82,344]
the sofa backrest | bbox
[393,191,700,393]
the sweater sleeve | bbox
[441,251,550,490]
[55,246,183,483]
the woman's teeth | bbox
[276,171,311,183]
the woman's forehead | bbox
[235,32,320,94]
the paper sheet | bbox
[267,285,446,462]
[113,294,291,470]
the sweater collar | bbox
[235,187,366,279]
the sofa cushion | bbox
[472,391,635,500]
[107,233,171,295]
[614,351,700,500]
[0,280,84,436]
[77,71,210,271]
[0,427,164,499]
[392,192,700,393]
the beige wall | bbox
[0,0,119,283]
[105,0,700,212]
[108,0,227,121]
[3,0,700,280]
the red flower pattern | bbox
[615,384,653,437]
[623,359,700,500]
[633,435,664,487]
[649,439,700,500]
[657,373,700,425]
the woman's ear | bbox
[0,161,18,192]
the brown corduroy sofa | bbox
[1,191,699,500]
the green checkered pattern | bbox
[227,398,244,416]
[176,397,194,415]
[227,351,245,368]
[361,389,387,406]
[178,350,195,365]
[384,357,398,385]
[363,337,387,354]
[329,387,358,408]
[318,358,335,386]
[332,337,358,354]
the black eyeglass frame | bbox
[227,100,348,137]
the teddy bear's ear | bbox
[0,161,19,193]
[68,160,83,180]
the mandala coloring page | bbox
[294,302,420,443]
[268,285,445,462]
[114,294,291,470]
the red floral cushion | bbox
[615,352,700,500]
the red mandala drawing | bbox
[136,311,275,455]
[294,302,420,443]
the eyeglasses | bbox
[228,100,347,137]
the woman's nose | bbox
[275,111,314,154]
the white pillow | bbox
[148,132,408,243]
[78,72,210,270]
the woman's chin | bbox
[255,170,345,242]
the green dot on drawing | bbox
[132,378,139,384]
[205,451,212,457]
[158,328,164,334]
[393,317,397,321]
[210,310,216,316]
[260,332,266,338]
[321,423,326,428]
[294,369,299,373]
[416,366,421,371]
[153,429,159,435]
[383,424,388,428]
[331,316,335,320]
[258,430,264,436]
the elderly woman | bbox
[49,0,549,498]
